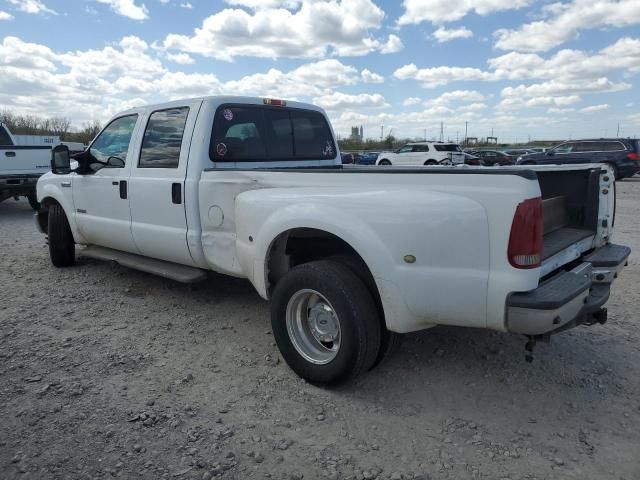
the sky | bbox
[0,0,639,143]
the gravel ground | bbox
[1,178,640,480]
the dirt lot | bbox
[1,178,640,480]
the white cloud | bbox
[380,34,404,54]
[180,2,192,8]
[314,92,387,110]
[166,52,194,64]
[394,63,492,87]
[580,104,609,113]
[432,26,473,43]
[495,0,640,52]
[398,0,530,25]
[548,107,575,113]
[361,69,384,83]
[95,0,149,20]
[7,0,56,15]
[162,1,402,60]
[0,10,14,19]
[394,37,640,92]
[403,97,422,106]
[225,0,302,7]
[427,90,485,105]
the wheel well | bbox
[266,228,384,319]
[36,197,60,232]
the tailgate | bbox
[536,165,612,277]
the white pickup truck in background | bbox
[36,96,630,385]
[1,123,52,210]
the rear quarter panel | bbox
[197,169,542,333]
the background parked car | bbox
[467,150,514,166]
[516,138,640,179]
[341,152,356,164]
[502,148,536,157]
[358,152,379,165]
[376,141,464,166]
[463,152,481,165]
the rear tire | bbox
[271,260,381,385]
[327,253,400,369]
[425,160,438,165]
[48,203,75,267]
[378,159,391,165]
[27,193,40,211]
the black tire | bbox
[26,193,40,211]
[378,159,391,165]
[328,253,400,369]
[425,160,438,165]
[271,260,381,385]
[48,203,75,267]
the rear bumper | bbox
[506,243,630,335]
[0,174,40,195]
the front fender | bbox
[234,187,490,333]
[37,174,86,244]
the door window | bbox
[139,107,189,168]
[397,145,413,153]
[412,145,429,152]
[89,115,138,166]
[553,142,575,154]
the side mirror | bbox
[51,144,71,174]
[546,150,554,156]
[107,156,125,168]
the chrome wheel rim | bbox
[285,289,341,365]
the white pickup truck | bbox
[36,96,630,385]
[1,123,52,210]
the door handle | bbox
[5,151,15,157]
[171,183,182,204]
[119,180,127,199]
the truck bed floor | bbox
[543,227,594,259]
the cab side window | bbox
[139,107,189,168]
[89,115,138,167]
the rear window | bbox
[599,141,625,151]
[210,105,336,162]
[434,144,461,152]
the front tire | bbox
[378,159,391,165]
[48,203,75,267]
[271,260,381,385]
[424,160,438,165]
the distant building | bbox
[350,125,363,142]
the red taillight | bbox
[508,197,543,269]
[627,152,639,161]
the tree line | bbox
[0,110,102,145]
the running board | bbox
[80,246,207,283]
